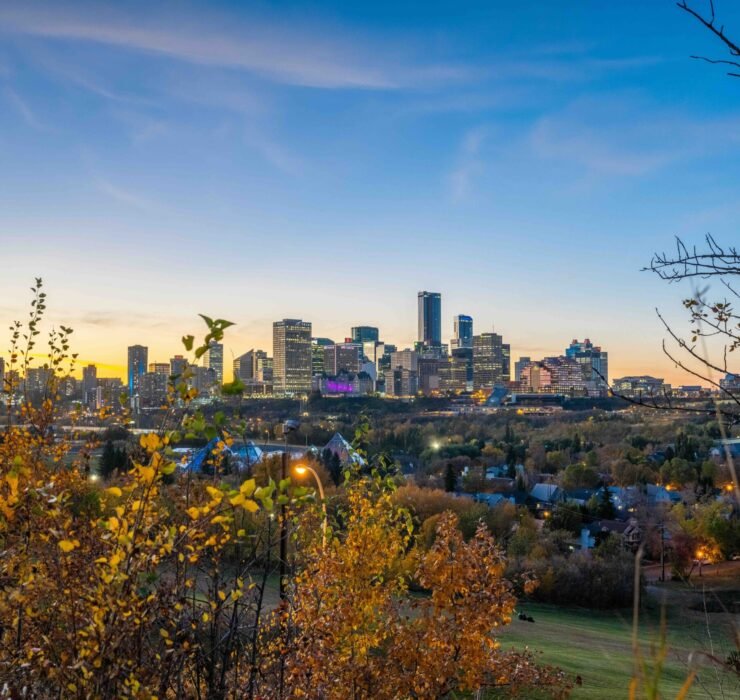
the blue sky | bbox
[1,0,740,380]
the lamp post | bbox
[294,464,327,549]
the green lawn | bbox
[496,603,738,699]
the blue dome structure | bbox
[181,438,263,474]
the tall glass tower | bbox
[417,291,442,347]
[204,341,224,384]
[127,345,148,400]
[453,314,473,349]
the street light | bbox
[294,464,327,549]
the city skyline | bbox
[2,1,739,384]
[0,285,712,386]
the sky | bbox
[1,0,740,383]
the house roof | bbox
[323,432,365,465]
[530,483,561,503]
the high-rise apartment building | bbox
[203,341,224,384]
[351,326,379,344]
[452,315,473,350]
[149,362,170,376]
[472,332,510,391]
[127,345,148,400]
[0,357,4,391]
[417,291,442,347]
[274,320,312,395]
[565,339,608,394]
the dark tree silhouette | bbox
[444,462,457,492]
[678,1,740,77]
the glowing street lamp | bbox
[294,464,327,549]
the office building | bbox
[170,355,188,378]
[439,346,473,393]
[518,357,590,396]
[98,377,123,408]
[141,371,168,407]
[191,366,217,394]
[451,315,473,350]
[323,343,362,375]
[384,367,418,398]
[390,349,419,372]
[417,357,441,395]
[82,364,97,399]
[351,326,379,344]
[613,376,670,398]
[514,357,531,383]
[274,319,312,396]
[311,337,334,376]
[362,340,385,367]
[472,332,510,391]
[149,362,170,376]
[233,349,268,381]
[566,339,608,394]
[203,341,224,384]
[720,373,740,393]
[418,291,442,347]
[127,345,148,400]
[234,351,255,381]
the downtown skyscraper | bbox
[273,319,312,396]
[127,345,148,400]
[203,341,224,384]
[452,314,473,349]
[472,332,510,391]
[417,291,442,348]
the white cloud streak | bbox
[4,87,46,130]
[0,2,465,90]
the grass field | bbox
[497,602,738,699]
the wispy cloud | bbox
[243,128,303,175]
[528,95,740,177]
[78,310,171,329]
[0,2,467,90]
[4,87,46,130]
[448,126,487,202]
[94,177,159,211]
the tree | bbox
[547,503,583,536]
[283,483,569,698]
[592,487,616,520]
[560,462,600,490]
[114,445,128,473]
[98,439,117,479]
[443,462,457,492]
